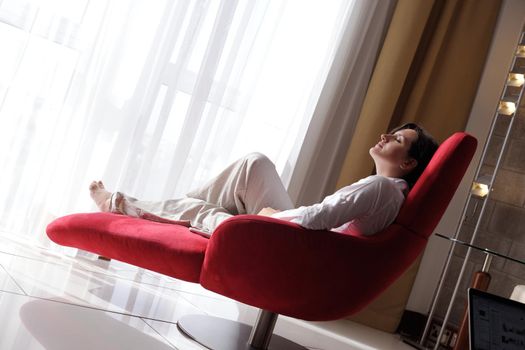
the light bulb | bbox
[507,73,525,87]
[471,182,489,198]
[517,45,525,57]
[498,101,516,115]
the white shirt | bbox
[271,175,408,236]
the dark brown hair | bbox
[390,123,439,188]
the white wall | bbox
[406,0,525,314]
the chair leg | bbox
[248,309,278,348]
[177,309,307,350]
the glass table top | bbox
[435,233,525,266]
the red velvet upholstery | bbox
[47,213,208,282]
[201,218,425,320]
[46,132,476,322]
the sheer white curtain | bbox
[0,0,389,244]
[287,0,396,205]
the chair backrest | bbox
[396,132,477,238]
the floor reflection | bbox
[19,298,175,350]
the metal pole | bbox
[248,309,278,349]
[482,253,493,273]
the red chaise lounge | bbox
[46,132,477,350]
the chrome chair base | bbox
[177,314,307,350]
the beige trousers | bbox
[110,153,294,234]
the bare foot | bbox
[89,181,112,212]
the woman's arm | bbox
[257,207,281,217]
[271,177,382,230]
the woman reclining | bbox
[89,123,438,237]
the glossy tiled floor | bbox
[0,233,414,350]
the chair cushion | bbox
[47,213,208,283]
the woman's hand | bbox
[257,207,281,217]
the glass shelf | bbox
[435,233,525,266]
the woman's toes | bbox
[89,181,98,191]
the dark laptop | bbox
[468,288,525,350]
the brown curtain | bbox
[339,0,502,332]
[336,0,502,189]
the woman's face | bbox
[369,128,418,176]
